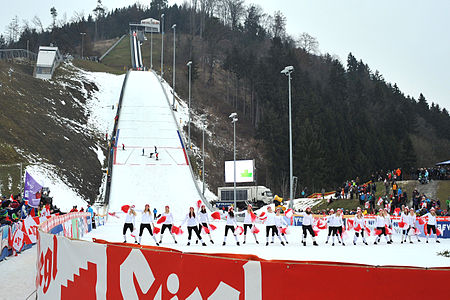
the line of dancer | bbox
[121,203,442,247]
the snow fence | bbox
[36,214,450,299]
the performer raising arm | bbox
[180,207,207,246]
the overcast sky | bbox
[2,0,449,110]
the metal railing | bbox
[0,49,37,61]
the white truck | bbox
[215,186,273,209]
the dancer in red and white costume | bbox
[158,205,177,244]
[374,210,391,244]
[265,206,285,246]
[406,208,421,243]
[400,206,409,243]
[222,207,240,246]
[123,205,137,243]
[330,209,344,246]
[197,205,214,244]
[325,209,335,244]
[275,208,289,244]
[384,208,393,243]
[236,204,259,244]
[180,207,206,246]
[352,208,368,245]
[301,207,318,246]
[424,207,440,243]
[138,204,159,246]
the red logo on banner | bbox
[37,235,58,294]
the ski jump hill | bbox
[108,70,202,217]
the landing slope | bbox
[108,71,201,219]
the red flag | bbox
[250,211,257,222]
[171,226,183,235]
[394,208,401,216]
[385,225,393,235]
[398,221,407,228]
[414,228,421,235]
[157,216,166,224]
[364,227,372,236]
[313,226,320,236]
[153,227,161,234]
[365,201,370,209]
[346,219,354,231]
[280,227,288,235]
[251,225,260,234]
[424,224,428,235]
[236,226,244,235]
[209,224,217,230]
[196,200,202,209]
[418,218,425,225]
[375,229,382,236]
[377,197,383,206]
[202,226,210,234]
[354,224,362,232]
[259,212,267,221]
[436,227,442,236]
[316,219,327,230]
[284,209,294,218]
[211,211,221,220]
[121,205,130,213]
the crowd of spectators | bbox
[308,166,450,217]
[0,189,62,226]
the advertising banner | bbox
[225,160,254,183]
[36,231,450,300]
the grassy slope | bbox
[0,60,104,200]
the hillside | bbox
[0,59,122,207]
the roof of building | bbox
[36,47,58,67]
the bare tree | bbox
[227,0,245,30]
[6,16,20,43]
[296,32,319,54]
[32,16,44,32]
[272,10,286,39]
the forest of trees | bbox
[2,0,450,195]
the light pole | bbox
[160,14,164,77]
[281,65,294,209]
[150,27,153,69]
[80,32,86,58]
[201,115,206,195]
[172,24,177,110]
[187,61,192,150]
[229,112,238,209]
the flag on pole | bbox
[24,172,43,208]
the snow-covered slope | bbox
[108,71,202,219]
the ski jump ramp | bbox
[108,71,201,218]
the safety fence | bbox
[37,223,450,299]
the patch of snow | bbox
[26,164,88,212]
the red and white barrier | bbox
[37,216,450,299]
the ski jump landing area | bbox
[108,71,201,215]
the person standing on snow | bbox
[275,208,289,244]
[123,205,137,243]
[374,210,391,245]
[235,204,259,244]
[301,207,318,246]
[325,209,335,244]
[222,207,240,246]
[406,208,421,243]
[424,207,440,243]
[159,205,177,244]
[138,204,159,246]
[196,205,214,244]
[180,207,206,246]
[352,208,368,245]
[265,206,284,246]
[383,208,394,243]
